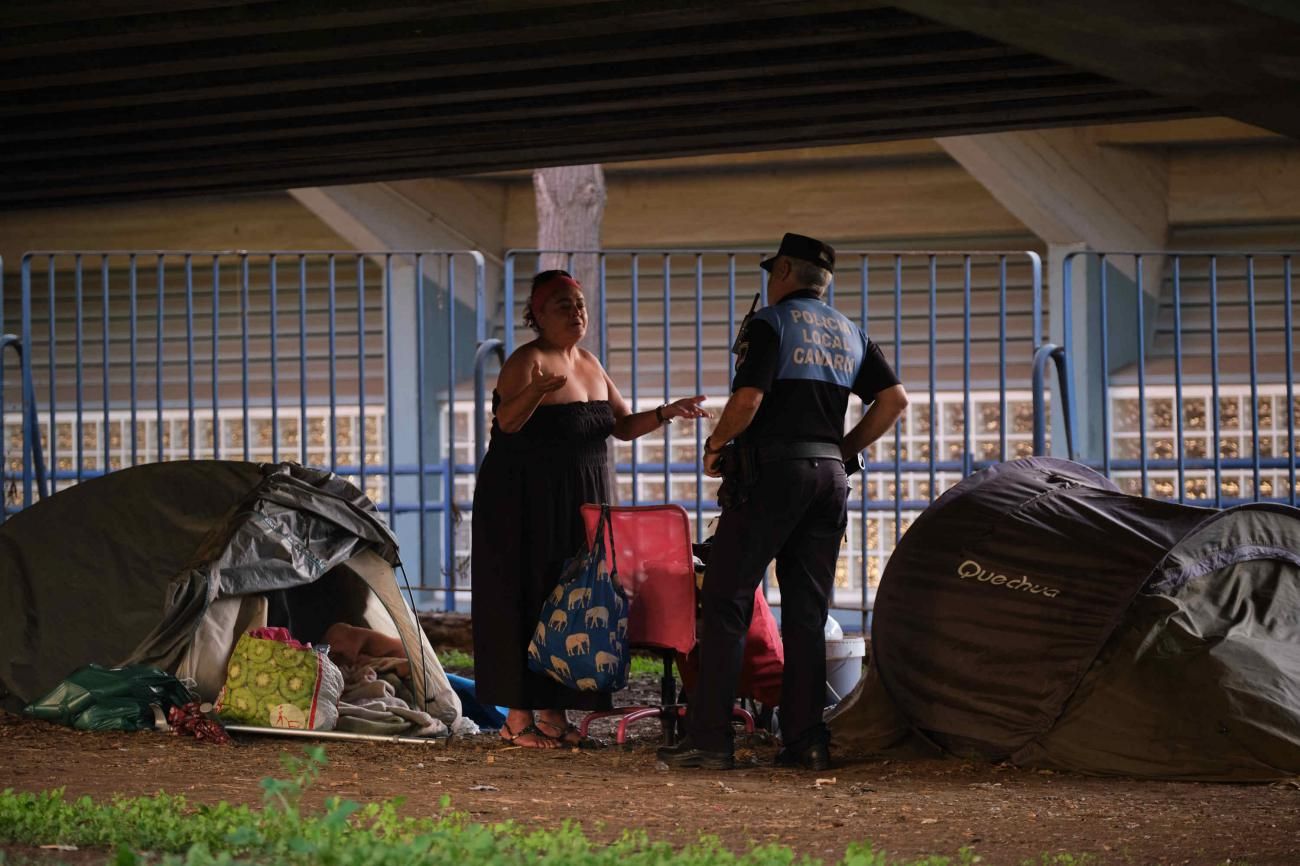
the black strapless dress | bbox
[470,394,616,710]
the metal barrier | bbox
[24,245,1295,616]
[2,256,50,516]
[8,250,486,608]
[1031,343,1076,460]
[1060,251,1297,506]
[497,249,1045,627]
[26,247,1293,613]
[1,333,48,515]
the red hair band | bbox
[528,274,582,319]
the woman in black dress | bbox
[471,270,708,748]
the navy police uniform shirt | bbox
[732,289,900,445]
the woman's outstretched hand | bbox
[529,361,567,395]
[660,395,710,422]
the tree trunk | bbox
[533,164,606,353]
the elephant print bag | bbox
[528,504,630,693]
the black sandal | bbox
[500,721,556,749]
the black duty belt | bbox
[754,441,844,464]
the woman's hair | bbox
[523,269,574,332]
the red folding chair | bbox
[576,503,754,745]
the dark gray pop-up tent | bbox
[831,457,1300,780]
[0,461,463,728]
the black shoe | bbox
[775,741,832,772]
[656,737,735,770]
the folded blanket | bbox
[336,660,479,738]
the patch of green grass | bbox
[629,653,668,677]
[436,647,475,672]
[0,748,1100,866]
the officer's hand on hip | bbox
[840,445,866,477]
[703,450,723,478]
[702,436,725,478]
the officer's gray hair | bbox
[786,257,832,295]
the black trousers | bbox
[687,456,849,751]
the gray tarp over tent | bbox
[831,457,1300,780]
[0,460,463,729]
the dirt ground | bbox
[4,697,1300,866]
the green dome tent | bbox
[0,461,464,730]
[831,457,1300,780]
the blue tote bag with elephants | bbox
[528,504,630,693]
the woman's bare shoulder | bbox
[576,348,617,401]
[576,347,609,372]
[497,342,544,391]
[509,339,544,359]
[501,341,543,371]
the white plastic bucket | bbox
[825,637,866,704]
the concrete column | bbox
[290,181,508,609]
[939,127,1170,460]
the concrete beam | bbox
[1088,117,1281,147]
[0,193,347,270]
[503,156,1029,248]
[1169,144,1300,226]
[289,179,507,315]
[896,0,1300,139]
[938,127,1168,252]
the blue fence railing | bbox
[500,248,1047,627]
[0,255,51,505]
[1,333,47,504]
[1060,251,1297,507]
[5,250,488,612]
[5,247,1295,619]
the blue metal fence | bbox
[6,246,1294,618]
[5,247,1047,624]
[499,249,1047,627]
[1,257,47,507]
[1060,251,1297,506]
[2,255,50,510]
[4,250,487,612]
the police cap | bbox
[760,232,835,275]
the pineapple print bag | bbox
[217,630,343,730]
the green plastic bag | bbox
[24,664,194,732]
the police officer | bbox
[658,232,909,771]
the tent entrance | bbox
[178,549,454,716]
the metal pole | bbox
[1099,256,1111,476]
[185,256,196,460]
[222,725,449,746]
[358,256,368,488]
[240,255,251,462]
[1209,256,1222,507]
[1246,255,1261,500]
[630,253,639,506]
[1135,254,1147,496]
[1171,256,1184,502]
[74,255,84,483]
[269,255,279,463]
[327,255,338,472]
